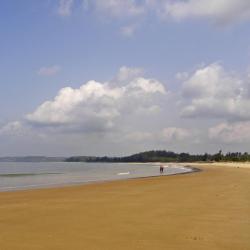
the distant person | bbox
[160,165,164,174]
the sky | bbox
[1,0,250,156]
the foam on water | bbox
[117,172,130,175]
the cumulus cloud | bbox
[57,0,74,16]
[209,121,250,143]
[37,65,61,76]
[160,0,250,25]
[26,67,166,133]
[26,81,121,130]
[180,63,250,121]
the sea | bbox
[0,162,193,192]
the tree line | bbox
[65,150,250,163]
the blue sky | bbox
[1,0,250,156]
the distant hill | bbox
[65,150,250,163]
[65,150,201,163]
[65,150,206,163]
[0,156,66,162]
[1,150,249,163]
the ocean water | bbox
[0,162,192,192]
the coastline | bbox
[0,162,247,194]
[0,163,249,249]
[0,163,195,193]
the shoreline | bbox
[0,164,197,193]
[2,161,250,193]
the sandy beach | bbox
[0,163,250,250]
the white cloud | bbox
[209,121,250,143]
[58,0,74,16]
[26,81,121,130]
[161,0,250,25]
[180,63,250,121]
[7,60,250,154]
[26,67,166,133]
[37,65,61,76]
[128,77,166,94]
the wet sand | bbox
[0,163,250,249]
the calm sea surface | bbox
[0,162,192,191]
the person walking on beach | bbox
[160,165,164,174]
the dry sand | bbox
[191,161,250,169]
[0,163,250,250]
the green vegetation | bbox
[1,151,249,163]
[65,150,250,163]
